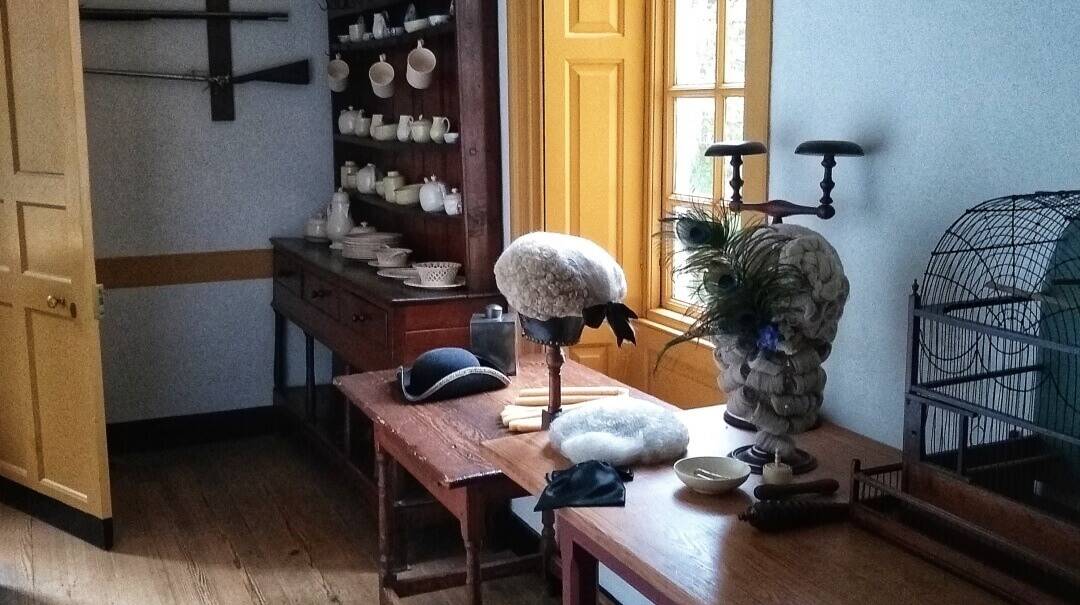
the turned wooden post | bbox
[542,344,565,430]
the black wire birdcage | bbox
[909,190,1080,523]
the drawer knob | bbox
[352,313,366,323]
[310,289,331,299]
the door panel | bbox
[0,0,112,522]
[544,0,646,379]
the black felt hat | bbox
[398,347,510,403]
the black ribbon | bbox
[582,302,638,347]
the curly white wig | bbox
[494,232,627,320]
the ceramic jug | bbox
[397,115,413,142]
[419,175,447,213]
[443,187,462,216]
[340,160,358,190]
[338,106,357,134]
[430,116,450,143]
[382,171,405,202]
[326,188,354,250]
[352,109,371,137]
[355,162,379,194]
[410,116,433,143]
[371,113,384,129]
[372,11,389,39]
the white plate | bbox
[377,268,419,280]
[368,260,408,268]
[305,236,330,244]
[404,278,466,289]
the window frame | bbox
[645,0,772,328]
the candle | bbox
[762,450,794,485]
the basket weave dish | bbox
[413,262,461,285]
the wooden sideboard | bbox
[271,237,501,495]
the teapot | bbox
[410,115,433,143]
[396,115,413,142]
[419,175,447,213]
[355,162,380,194]
[372,11,389,39]
[430,116,450,143]
[382,171,405,202]
[326,188,354,250]
[338,106,357,134]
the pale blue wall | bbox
[769,0,1080,445]
[82,0,334,422]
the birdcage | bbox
[862,190,1080,601]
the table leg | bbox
[461,489,486,605]
[376,443,396,605]
[560,518,598,605]
[304,331,315,421]
[541,509,557,594]
[273,310,286,392]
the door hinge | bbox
[95,284,105,319]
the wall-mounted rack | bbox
[80,1,308,121]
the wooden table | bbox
[335,357,617,605]
[483,405,1004,605]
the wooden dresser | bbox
[271,237,501,495]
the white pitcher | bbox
[338,106,357,134]
[430,116,450,143]
[326,188,354,250]
[372,11,389,39]
[397,115,413,142]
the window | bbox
[656,0,771,314]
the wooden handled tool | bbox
[753,478,840,501]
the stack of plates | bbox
[341,232,402,260]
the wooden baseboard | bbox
[95,249,273,289]
[107,406,281,454]
[0,474,113,549]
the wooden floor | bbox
[0,435,555,605]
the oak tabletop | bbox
[335,356,663,489]
[481,406,1004,605]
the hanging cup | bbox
[369,53,395,98]
[406,40,437,90]
[327,53,350,93]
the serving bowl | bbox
[371,124,397,141]
[673,456,750,495]
[404,18,428,33]
[375,246,412,267]
[413,261,461,286]
[393,183,422,205]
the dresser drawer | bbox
[342,291,388,348]
[273,253,302,295]
[303,273,339,321]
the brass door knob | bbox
[46,295,67,309]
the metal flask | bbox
[470,304,517,375]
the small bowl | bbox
[376,246,412,267]
[428,14,450,26]
[673,456,750,495]
[393,183,422,205]
[442,132,459,144]
[371,124,397,141]
[337,34,351,43]
[413,261,461,286]
[404,18,429,33]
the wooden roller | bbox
[516,386,627,398]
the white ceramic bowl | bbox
[404,18,429,33]
[428,14,450,26]
[393,183,422,205]
[371,124,397,141]
[673,456,750,495]
[413,262,461,286]
[443,132,460,144]
[376,246,412,267]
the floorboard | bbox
[0,435,558,605]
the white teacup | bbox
[442,132,460,144]
[327,53,349,92]
[369,53,395,98]
[406,40,436,89]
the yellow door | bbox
[543,0,647,379]
[0,0,112,536]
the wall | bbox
[81,0,333,422]
[768,0,1080,445]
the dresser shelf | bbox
[330,22,456,53]
[334,133,457,152]
[351,192,460,222]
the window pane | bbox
[672,97,715,197]
[668,205,701,304]
[674,0,717,86]
[723,0,746,83]
[720,96,744,199]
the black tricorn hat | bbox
[398,347,509,403]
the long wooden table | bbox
[335,357,627,605]
[482,405,1005,605]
